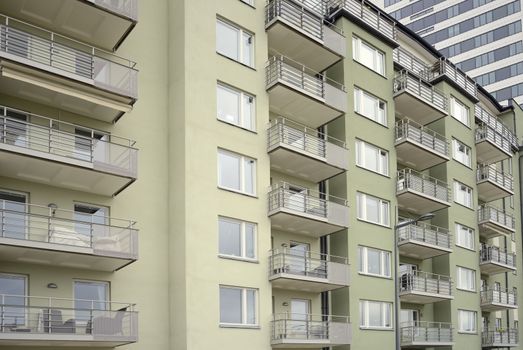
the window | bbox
[74,203,109,241]
[457,266,476,292]
[0,190,27,240]
[216,19,254,67]
[359,300,393,329]
[357,192,390,226]
[218,149,256,195]
[218,217,256,260]
[352,37,385,75]
[0,274,26,326]
[354,87,387,125]
[450,97,470,126]
[456,223,475,250]
[358,246,391,278]
[458,310,477,333]
[452,139,471,167]
[219,286,257,326]
[240,0,255,5]
[74,280,109,322]
[355,140,389,175]
[217,83,255,131]
[454,181,473,208]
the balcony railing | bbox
[326,0,396,42]
[475,105,518,150]
[399,271,452,297]
[481,288,517,307]
[400,322,453,345]
[482,329,518,347]
[395,118,448,157]
[0,14,138,98]
[397,222,451,250]
[475,124,513,157]
[0,200,138,260]
[271,313,350,343]
[0,294,137,341]
[477,164,513,192]
[430,58,478,98]
[269,248,348,279]
[480,246,516,268]
[392,47,430,80]
[478,205,515,232]
[393,71,448,112]
[0,106,137,178]
[90,0,138,21]
[397,168,450,203]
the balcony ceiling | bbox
[476,140,512,164]
[398,240,452,260]
[480,261,516,276]
[396,191,450,215]
[270,274,346,293]
[395,140,449,171]
[269,210,345,237]
[394,92,446,125]
[0,334,135,347]
[477,180,513,202]
[399,291,453,304]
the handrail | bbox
[475,105,518,150]
[392,47,430,80]
[430,57,478,98]
[272,312,350,322]
[90,0,138,21]
[475,124,513,156]
[396,221,451,249]
[401,321,453,328]
[477,164,513,191]
[480,288,517,306]
[400,321,453,344]
[478,205,515,230]
[0,294,135,311]
[270,247,348,264]
[269,117,347,149]
[397,168,450,202]
[269,181,348,206]
[482,329,519,345]
[393,70,448,112]
[399,270,452,295]
[480,245,516,267]
[395,118,449,156]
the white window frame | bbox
[356,192,390,227]
[219,285,258,327]
[218,149,256,196]
[453,180,473,208]
[456,266,476,292]
[359,300,393,330]
[450,96,470,127]
[358,246,391,278]
[458,309,477,333]
[354,87,387,126]
[240,0,255,6]
[455,223,475,251]
[216,18,254,67]
[217,83,256,131]
[352,36,385,75]
[452,138,471,167]
[218,216,257,261]
[355,139,389,176]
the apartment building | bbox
[373,0,523,107]
[0,1,522,350]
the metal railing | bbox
[397,221,451,250]
[272,313,349,341]
[475,124,513,157]
[395,118,448,157]
[90,0,138,21]
[268,248,347,279]
[326,0,396,42]
[400,322,453,344]
[0,106,137,178]
[399,270,452,297]
[266,55,345,98]
[268,182,348,218]
[393,71,448,112]
[392,47,430,80]
[0,294,137,339]
[397,168,450,203]
[0,200,138,259]
[481,288,517,307]
[430,58,477,98]
[475,105,518,150]
[477,164,513,192]
[480,245,516,268]
[482,329,518,346]
[0,14,138,98]
[478,205,515,231]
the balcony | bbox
[478,205,515,239]
[480,246,516,276]
[0,0,137,51]
[268,182,349,237]
[482,329,518,348]
[393,71,448,125]
[0,295,137,347]
[268,248,349,292]
[0,14,137,123]
[271,313,351,348]
[266,56,347,128]
[475,105,518,151]
[267,118,348,182]
[397,222,452,260]
[395,118,449,171]
[265,0,345,72]
[400,322,454,348]
[477,165,514,202]
[399,271,453,304]
[430,58,478,101]
[480,288,518,312]
[392,47,430,80]
[0,106,137,196]
[475,125,513,164]
[0,201,138,271]
[396,169,451,215]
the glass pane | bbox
[245,223,256,258]
[74,204,109,243]
[242,32,253,66]
[361,93,377,120]
[0,193,26,240]
[0,275,26,326]
[368,301,382,327]
[219,151,240,190]
[367,249,381,275]
[381,202,389,225]
[74,281,108,322]
[216,21,239,60]
[220,287,242,323]
[217,85,240,125]
[383,252,390,277]
[364,144,378,171]
[243,158,255,194]
[219,219,241,256]
[246,289,256,324]
[242,94,254,130]
[360,43,375,67]
[365,196,379,223]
